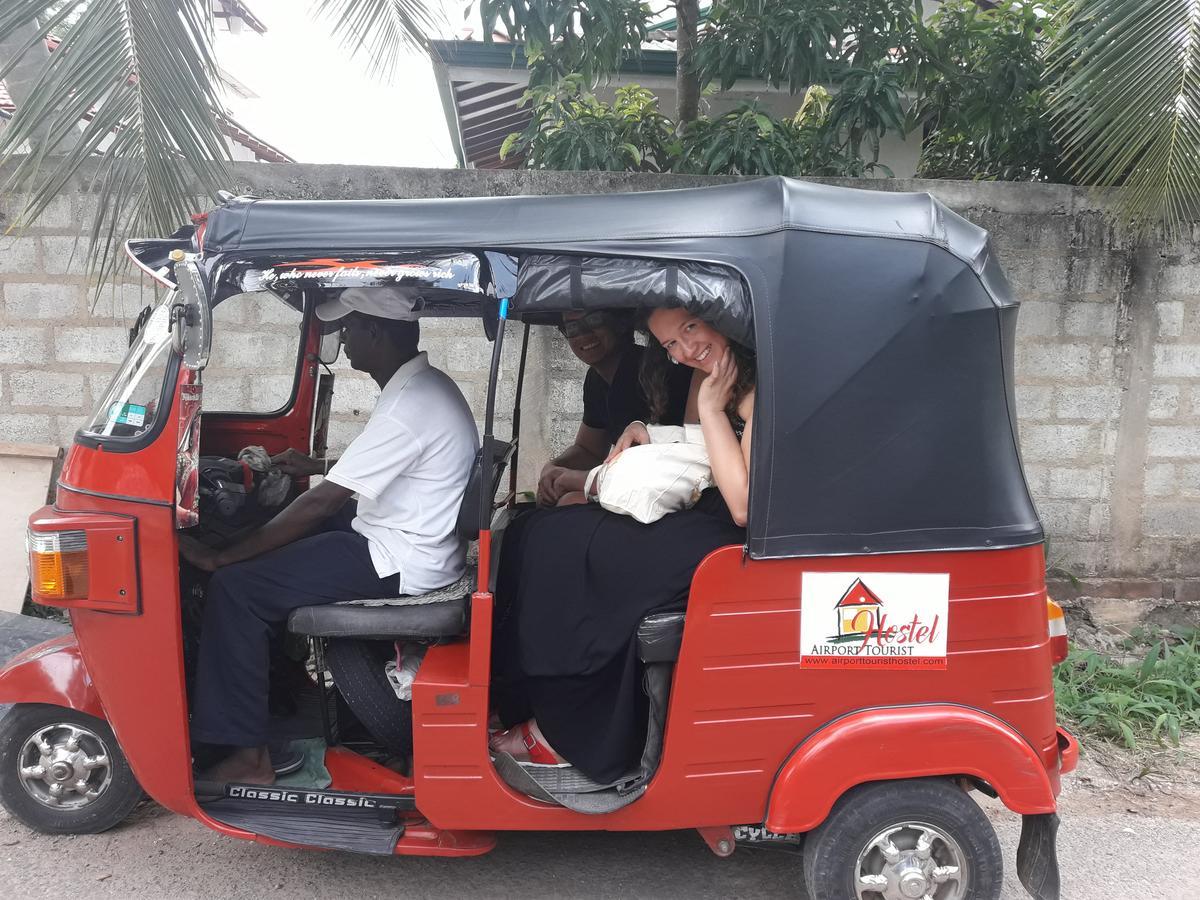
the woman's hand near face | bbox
[697,347,737,419]
[606,421,650,463]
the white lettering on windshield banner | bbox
[800,572,949,669]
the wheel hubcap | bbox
[855,821,968,900]
[18,723,113,810]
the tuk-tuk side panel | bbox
[51,489,200,819]
[654,542,1057,822]
[58,371,184,507]
[412,594,776,831]
[413,543,1056,832]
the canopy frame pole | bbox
[479,298,509,533]
[507,322,530,502]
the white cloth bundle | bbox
[583,424,712,524]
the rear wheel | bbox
[0,704,143,834]
[802,778,1002,900]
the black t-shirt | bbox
[582,344,691,445]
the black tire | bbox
[0,704,143,835]
[325,639,413,758]
[802,778,1002,900]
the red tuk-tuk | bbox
[0,178,1075,900]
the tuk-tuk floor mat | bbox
[492,753,645,814]
[199,793,404,855]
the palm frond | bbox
[310,0,443,83]
[0,0,230,289]
[1047,0,1200,235]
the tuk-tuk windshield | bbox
[80,299,175,442]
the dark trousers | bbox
[191,503,400,747]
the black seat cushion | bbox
[637,612,685,663]
[288,596,468,640]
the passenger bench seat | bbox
[637,612,685,663]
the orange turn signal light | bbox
[1047,598,1068,665]
[27,530,89,604]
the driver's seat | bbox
[287,439,514,641]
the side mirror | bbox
[318,327,342,364]
[172,257,212,370]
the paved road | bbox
[1,614,1195,898]
[0,768,1194,898]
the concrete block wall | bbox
[0,193,161,449]
[2,164,1198,608]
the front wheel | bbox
[802,778,1002,900]
[0,704,143,834]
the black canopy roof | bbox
[198,177,1042,559]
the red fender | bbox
[0,634,105,720]
[766,705,1057,834]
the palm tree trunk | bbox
[674,0,700,126]
[0,20,81,155]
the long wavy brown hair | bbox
[638,308,756,423]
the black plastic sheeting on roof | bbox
[514,255,753,347]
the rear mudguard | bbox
[0,634,105,719]
[1017,812,1061,900]
[766,704,1056,834]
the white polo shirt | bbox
[326,352,478,593]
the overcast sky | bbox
[213,0,471,167]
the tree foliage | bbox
[503,79,880,178]
[1047,0,1200,235]
[492,0,1068,183]
[693,0,923,94]
[914,0,1062,181]
[477,0,649,85]
[0,0,230,287]
[501,77,673,171]
[674,104,807,176]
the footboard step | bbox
[199,783,416,855]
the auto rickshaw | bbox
[0,177,1076,900]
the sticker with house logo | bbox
[800,572,950,669]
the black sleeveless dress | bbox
[491,481,745,783]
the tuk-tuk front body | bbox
[0,179,1073,898]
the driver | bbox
[179,286,479,785]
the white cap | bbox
[315,286,424,323]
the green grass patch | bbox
[1055,627,1200,749]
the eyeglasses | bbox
[558,311,611,339]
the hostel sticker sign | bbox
[800,572,949,669]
